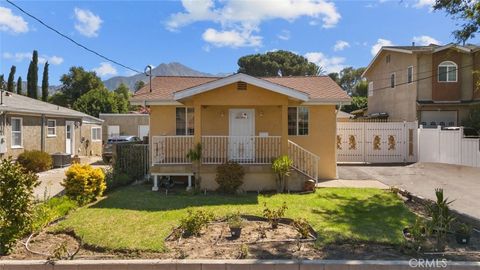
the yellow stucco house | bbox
[131,73,350,191]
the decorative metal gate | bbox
[337,121,418,163]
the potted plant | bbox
[227,213,244,238]
[455,223,472,244]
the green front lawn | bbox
[53,185,415,252]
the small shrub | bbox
[62,164,106,205]
[227,212,244,229]
[238,243,249,259]
[263,202,288,229]
[0,158,39,255]
[292,218,311,239]
[31,196,78,232]
[272,155,292,193]
[425,188,455,251]
[179,209,214,237]
[215,161,245,194]
[104,166,132,192]
[17,150,52,173]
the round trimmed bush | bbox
[215,161,245,194]
[17,150,52,173]
[62,164,106,205]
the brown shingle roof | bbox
[131,75,350,102]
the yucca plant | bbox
[272,155,293,193]
[425,188,456,251]
[186,143,202,190]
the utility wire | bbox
[6,0,142,74]
[371,64,473,92]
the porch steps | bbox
[288,140,319,182]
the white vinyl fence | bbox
[417,126,480,167]
[337,121,418,163]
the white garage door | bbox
[420,111,457,128]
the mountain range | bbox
[103,62,226,90]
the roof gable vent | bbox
[237,81,247,91]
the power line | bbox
[6,0,142,74]
[371,64,473,92]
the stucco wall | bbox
[365,50,418,121]
[149,82,338,181]
[431,49,463,101]
[99,114,149,141]
[78,122,103,157]
[0,113,101,159]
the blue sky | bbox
[1,0,478,85]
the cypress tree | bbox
[17,76,22,95]
[7,65,16,92]
[27,50,38,99]
[41,62,49,101]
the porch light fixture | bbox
[220,111,225,118]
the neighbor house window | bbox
[368,82,374,97]
[407,66,413,84]
[288,107,309,136]
[176,107,194,135]
[91,127,101,141]
[438,61,457,82]
[47,119,56,137]
[390,73,396,88]
[386,55,391,63]
[11,117,22,148]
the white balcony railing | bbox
[151,136,194,164]
[202,136,281,164]
[288,140,319,181]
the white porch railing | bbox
[151,136,194,164]
[288,140,319,181]
[202,136,281,164]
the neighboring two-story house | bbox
[363,43,480,127]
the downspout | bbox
[41,114,46,152]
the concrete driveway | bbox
[338,163,480,220]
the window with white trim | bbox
[176,107,194,135]
[438,61,457,82]
[368,82,374,97]
[288,107,309,136]
[47,119,56,137]
[91,127,101,141]
[407,66,413,84]
[390,73,396,88]
[11,117,22,148]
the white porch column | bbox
[152,175,159,191]
[187,175,193,191]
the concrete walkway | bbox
[338,163,480,221]
[316,179,389,189]
[34,157,106,201]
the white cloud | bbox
[333,40,350,51]
[277,30,290,41]
[413,0,435,8]
[202,28,262,48]
[74,8,102,37]
[167,0,340,48]
[2,52,64,65]
[371,38,394,56]
[412,35,440,45]
[0,7,29,33]
[93,62,117,77]
[304,52,346,73]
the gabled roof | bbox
[0,92,102,123]
[174,73,309,101]
[131,73,350,105]
[362,43,480,77]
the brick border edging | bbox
[2,259,480,269]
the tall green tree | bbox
[41,62,49,101]
[329,67,367,96]
[114,83,130,113]
[73,88,121,117]
[238,50,321,76]
[56,66,104,107]
[342,96,368,113]
[16,77,22,95]
[7,66,16,92]
[134,80,145,91]
[434,0,480,43]
[27,50,39,99]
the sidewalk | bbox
[316,179,389,189]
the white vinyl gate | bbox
[418,126,480,167]
[337,121,418,163]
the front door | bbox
[229,109,255,161]
[65,121,74,155]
